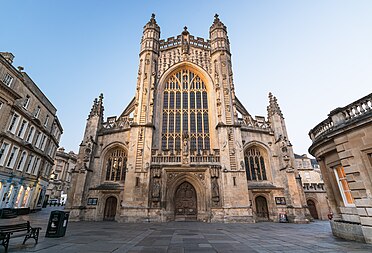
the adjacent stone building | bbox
[67,14,310,223]
[309,93,372,243]
[295,154,329,220]
[0,52,62,214]
[45,147,77,205]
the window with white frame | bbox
[16,151,28,171]
[34,106,41,118]
[23,95,30,109]
[25,155,35,173]
[26,125,35,143]
[6,145,19,168]
[41,136,48,151]
[34,131,41,147]
[17,119,28,139]
[48,144,55,157]
[31,157,40,175]
[0,142,11,166]
[44,163,51,177]
[8,113,20,134]
[38,134,46,149]
[2,72,14,86]
[44,115,49,127]
[334,166,355,206]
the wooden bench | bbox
[0,221,41,252]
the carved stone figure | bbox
[211,178,220,203]
[152,179,161,199]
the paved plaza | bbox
[1,207,372,253]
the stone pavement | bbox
[1,207,372,253]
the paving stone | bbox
[3,207,372,253]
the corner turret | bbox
[140,13,161,55]
[209,14,230,55]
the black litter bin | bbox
[45,210,70,237]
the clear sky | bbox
[2,1,372,155]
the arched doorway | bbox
[104,196,117,221]
[307,199,319,219]
[255,196,269,221]
[174,182,197,221]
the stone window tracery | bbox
[244,147,267,181]
[161,69,210,151]
[105,148,127,182]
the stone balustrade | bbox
[101,116,133,131]
[188,35,210,49]
[159,35,210,50]
[303,183,325,192]
[309,93,372,141]
[238,116,272,132]
[151,149,220,165]
[159,36,181,49]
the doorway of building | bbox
[255,196,269,221]
[104,196,117,221]
[307,199,319,219]
[174,182,197,221]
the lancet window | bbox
[105,148,127,182]
[244,147,267,181]
[161,69,210,152]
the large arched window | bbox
[244,147,267,181]
[105,148,127,182]
[161,69,210,152]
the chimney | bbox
[0,52,15,64]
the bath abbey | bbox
[66,14,310,223]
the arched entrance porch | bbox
[174,181,197,221]
[165,171,207,222]
[307,199,319,219]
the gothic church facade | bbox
[66,15,310,223]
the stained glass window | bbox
[161,69,210,152]
[105,148,127,182]
[244,147,267,181]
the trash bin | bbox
[45,210,70,237]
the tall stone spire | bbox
[267,92,283,118]
[88,93,104,121]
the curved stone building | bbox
[66,14,309,223]
[309,93,372,242]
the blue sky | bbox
[2,1,372,155]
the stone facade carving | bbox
[67,14,310,224]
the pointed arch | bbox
[165,173,207,217]
[243,141,271,181]
[156,63,217,153]
[157,62,214,93]
[101,144,128,182]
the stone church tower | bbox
[66,14,310,223]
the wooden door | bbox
[307,199,319,219]
[104,196,117,221]
[256,196,269,221]
[175,182,197,220]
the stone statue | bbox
[211,178,220,202]
[183,138,188,153]
[152,179,161,199]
